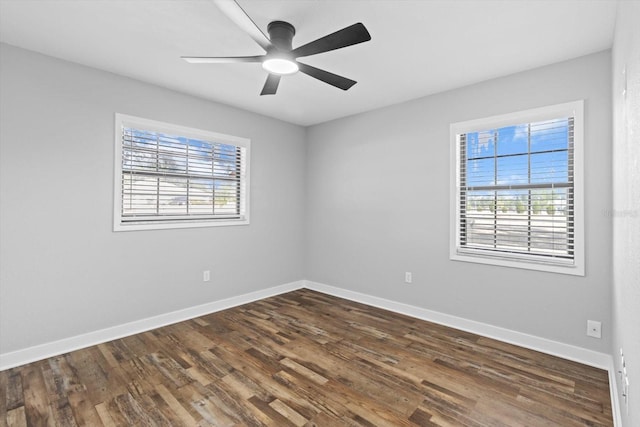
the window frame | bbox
[113,113,250,232]
[449,101,584,276]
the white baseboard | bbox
[609,362,623,427]
[0,280,304,371]
[1,279,621,424]
[304,280,612,370]
[2,279,611,371]
[305,281,621,425]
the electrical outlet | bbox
[203,270,210,282]
[586,320,601,338]
[404,272,412,284]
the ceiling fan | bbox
[182,0,372,95]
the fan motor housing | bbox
[267,21,296,51]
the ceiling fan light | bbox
[262,58,299,75]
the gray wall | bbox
[612,1,640,424]
[0,43,615,361]
[0,43,307,354]
[306,51,612,353]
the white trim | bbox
[113,113,251,232]
[608,360,623,427]
[2,279,611,371]
[451,101,585,134]
[449,100,585,276]
[1,278,616,414]
[1,278,619,422]
[0,281,303,371]
[304,280,610,369]
[2,279,618,423]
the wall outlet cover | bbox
[586,320,601,338]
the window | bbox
[114,114,250,231]
[450,101,584,275]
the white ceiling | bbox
[0,0,618,126]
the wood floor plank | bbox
[68,347,126,405]
[269,398,308,426]
[20,363,55,426]
[214,377,277,426]
[0,370,8,427]
[205,380,268,427]
[94,402,116,427]
[66,389,103,427]
[303,410,356,427]
[248,395,296,426]
[4,370,21,413]
[180,382,239,426]
[154,383,199,425]
[0,289,613,426]
[6,406,27,427]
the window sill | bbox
[114,218,250,232]
[450,250,585,276]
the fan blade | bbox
[260,74,281,95]
[213,0,273,52]
[182,55,264,63]
[297,62,357,91]
[291,23,371,58]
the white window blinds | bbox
[114,114,249,231]
[452,102,583,273]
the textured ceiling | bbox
[0,0,618,126]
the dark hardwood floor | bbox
[0,289,613,426]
